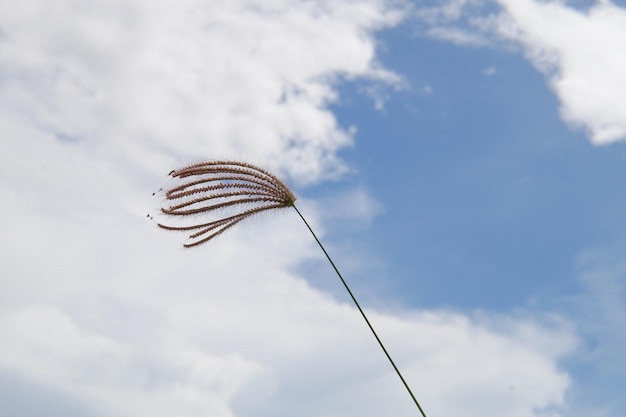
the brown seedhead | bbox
[157,160,296,247]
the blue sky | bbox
[337,7,626,411]
[329,14,626,413]
[332,23,626,309]
[1,1,625,417]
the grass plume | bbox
[157,160,296,247]
[156,159,428,417]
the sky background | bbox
[1,1,625,417]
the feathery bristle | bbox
[157,160,296,247]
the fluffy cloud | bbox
[0,1,576,416]
[0,0,404,183]
[493,0,626,144]
[414,0,626,145]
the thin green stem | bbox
[292,204,428,417]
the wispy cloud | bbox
[574,243,626,374]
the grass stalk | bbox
[292,205,428,417]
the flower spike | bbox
[156,160,295,247]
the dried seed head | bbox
[157,160,296,247]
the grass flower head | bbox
[157,160,296,247]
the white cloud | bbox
[414,0,626,145]
[426,25,490,46]
[484,66,498,75]
[492,0,626,144]
[0,0,406,183]
[0,1,576,416]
